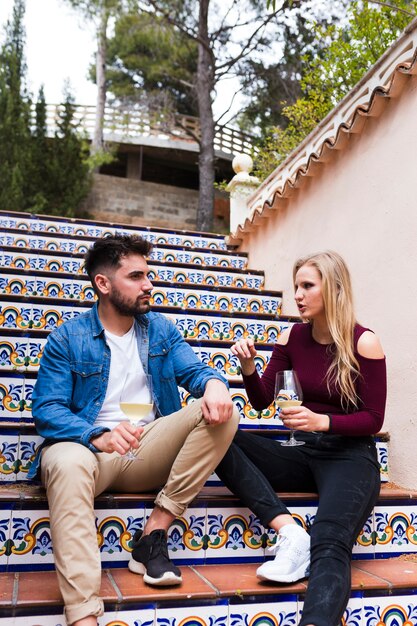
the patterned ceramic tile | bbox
[151,248,247,269]
[363,594,417,625]
[16,434,44,481]
[374,504,417,556]
[0,506,11,571]
[25,337,47,371]
[96,506,146,566]
[353,513,375,556]
[100,607,155,626]
[205,506,266,562]
[376,441,389,482]
[0,375,25,421]
[195,345,271,380]
[150,287,281,315]
[229,600,298,626]
[8,508,55,567]
[0,273,36,298]
[179,387,279,428]
[0,336,28,371]
[1,215,227,250]
[0,301,33,330]
[0,433,18,482]
[156,602,228,626]
[164,506,207,564]
[31,303,89,330]
[342,597,364,626]
[298,595,363,625]
[21,378,35,420]
[34,276,75,300]
[174,314,290,344]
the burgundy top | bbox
[242,323,387,436]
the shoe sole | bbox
[256,559,310,583]
[128,558,182,586]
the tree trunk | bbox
[196,0,215,232]
[91,2,108,156]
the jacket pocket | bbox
[70,362,103,411]
[149,339,174,381]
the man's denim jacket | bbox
[28,304,227,479]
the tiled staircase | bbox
[0,209,416,626]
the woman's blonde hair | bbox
[293,250,360,408]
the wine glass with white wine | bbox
[119,373,154,460]
[275,370,305,447]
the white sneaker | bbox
[257,524,310,583]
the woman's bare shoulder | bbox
[357,330,385,359]
[277,326,294,346]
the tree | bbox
[254,0,417,180]
[0,0,92,216]
[106,11,198,115]
[46,87,91,216]
[108,0,316,231]
[237,5,348,137]
[0,0,33,211]
[65,0,122,155]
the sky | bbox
[0,0,242,119]
[0,0,98,106]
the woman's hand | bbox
[281,405,330,432]
[231,338,257,376]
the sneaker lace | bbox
[150,531,169,560]
[267,534,287,556]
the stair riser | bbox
[0,337,275,380]
[2,595,417,626]
[1,235,248,268]
[0,302,288,343]
[1,495,414,572]
[0,251,263,289]
[0,372,391,432]
[0,274,281,314]
[0,433,389,484]
[0,216,229,250]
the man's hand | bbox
[91,422,144,455]
[201,379,234,425]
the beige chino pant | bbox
[41,398,240,625]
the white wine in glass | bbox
[120,373,154,461]
[275,370,305,447]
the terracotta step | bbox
[1,559,417,613]
[0,482,412,505]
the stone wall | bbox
[81,174,229,232]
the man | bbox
[29,235,240,626]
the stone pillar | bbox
[226,154,260,234]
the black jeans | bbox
[216,430,381,626]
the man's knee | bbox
[42,442,97,486]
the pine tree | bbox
[47,87,90,216]
[0,0,33,212]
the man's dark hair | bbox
[84,234,153,290]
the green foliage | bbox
[105,10,198,115]
[254,0,417,180]
[0,0,92,217]
[42,88,91,216]
[0,0,33,211]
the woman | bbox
[217,251,386,626]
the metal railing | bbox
[44,104,254,157]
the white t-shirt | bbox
[95,324,156,430]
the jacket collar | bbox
[90,302,150,337]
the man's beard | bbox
[109,286,151,316]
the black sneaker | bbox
[128,529,182,586]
